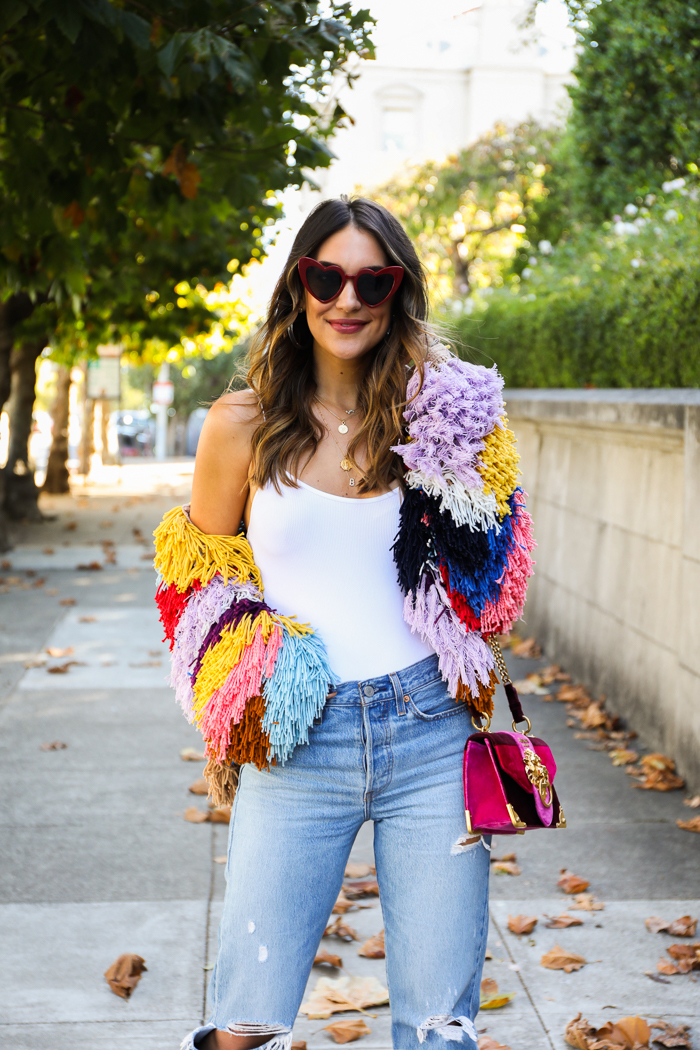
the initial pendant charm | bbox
[338,422,349,434]
[340,458,351,471]
[349,478,355,486]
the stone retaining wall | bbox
[506,389,700,791]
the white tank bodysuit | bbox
[246,479,435,683]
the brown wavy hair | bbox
[245,196,435,494]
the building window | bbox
[382,107,416,152]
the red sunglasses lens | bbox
[356,271,397,306]
[304,264,343,302]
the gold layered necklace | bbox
[316,403,360,488]
[314,395,356,435]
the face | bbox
[302,225,394,362]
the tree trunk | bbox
[0,295,40,546]
[43,365,72,494]
[80,395,95,476]
[4,337,45,522]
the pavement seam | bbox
[488,908,555,1049]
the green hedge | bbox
[454,194,700,388]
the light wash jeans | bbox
[182,654,491,1050]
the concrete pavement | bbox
[0,460,698,1049]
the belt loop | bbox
[389,672,406,716]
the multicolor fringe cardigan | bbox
[153,348,535,803]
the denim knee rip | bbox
[417,1015,478,1043]
[182,1022,292,1050]
[450,833,490,855]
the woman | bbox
[154,197,535,1050]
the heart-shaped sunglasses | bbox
[298,256,404,308]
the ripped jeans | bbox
[183,653,491,1050]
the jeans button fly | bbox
[363,684,375,697]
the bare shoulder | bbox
[190,390,261,533]
[204,388,262,432]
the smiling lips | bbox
[327,319,369,333]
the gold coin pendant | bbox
[338,422,349,434]
[340,458,351,471]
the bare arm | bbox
[189,390,261,536]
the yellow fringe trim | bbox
[153,506,262,593]
[476,417,520,518]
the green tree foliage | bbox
[374,122,555,303]
[529,0,700,221]
[456,186,700,387]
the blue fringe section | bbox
[261,629,336,765]
[440,491,522,615]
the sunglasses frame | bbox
[298,256,404,308]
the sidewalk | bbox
[0,461,697,1049]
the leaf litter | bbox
[324,917,360,942]
[358,930,385,958]
[323,1019,372,1043]
[645,915,697,937]
[656,942,700,974]
[544,914,583,929]
[677,815,700,833]
[507,915,537,935]
[345,862,374,878]
[479,977,515,1009]
[477,1038,511,1050]
[314,950,343,968]
[299,975,389,1019]
[558,870,590,894]
[104,953,147,999]
[541,945,587,972]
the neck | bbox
[312,342,366,411]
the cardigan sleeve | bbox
[392,351,536,714]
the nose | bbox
[335,277,362,312]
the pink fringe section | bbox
[404,574,495,697]
[199,623,283,763]
[481,495,536,635]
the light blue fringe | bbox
[261,629,336,765]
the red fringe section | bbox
[156,580,200,648]
[440,562,482,632]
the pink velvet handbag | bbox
[463,640,566,836]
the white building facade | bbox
[314,0,575,198]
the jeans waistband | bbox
[327,653,440,708]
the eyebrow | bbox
[318,260,384,271]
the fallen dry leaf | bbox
[684,795,700,808]
[479,976,516,1008]
[493,861,521,876]
[579,703,608,730]
[323,1019,371,1043]
[77,561,103,571]
[556,683,592,706]
[478,1038,511,1050]
[513,674,550,695]
[491,852,517,863]
[568,894,605,912]
[540,945,586,972]
[665,942,700,972]
[564,1013,596,1049]
[291,1043,307,1050]
[610,749,639,766]
[565,1014,653,1049]
[47,660,83,674]
[44,587,58,596]
[324,917,359,942]
[651,1020,693,1047]
[633,754,685,792]
[610,1016,652,1046]
[358,930,385,958]
[300,975,389,1019]
[644,969,671,985]
[507,915,537,935]
[511,636,541,658]
[558,870,590,894]
[184,806,209,824]
[59,597,76,606]
[78,615,97,623]
[544,914,583,929]
[677,816,700,833]
[180,747,206,761]
[207,804,231,824]
[314,950,343,968]
[345,862,373,879]
[40,740,67,751]
[645,915,697,937]
[104,953,147,999]
[540,664,571,684]
[65,521,77,531]
[343,879,379,899]
[214,855,227,864]
[188,778,209,796]
[46,646,74,658]
[42,546,54,554]
[333,890,356,914]
[656,958,681,975]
